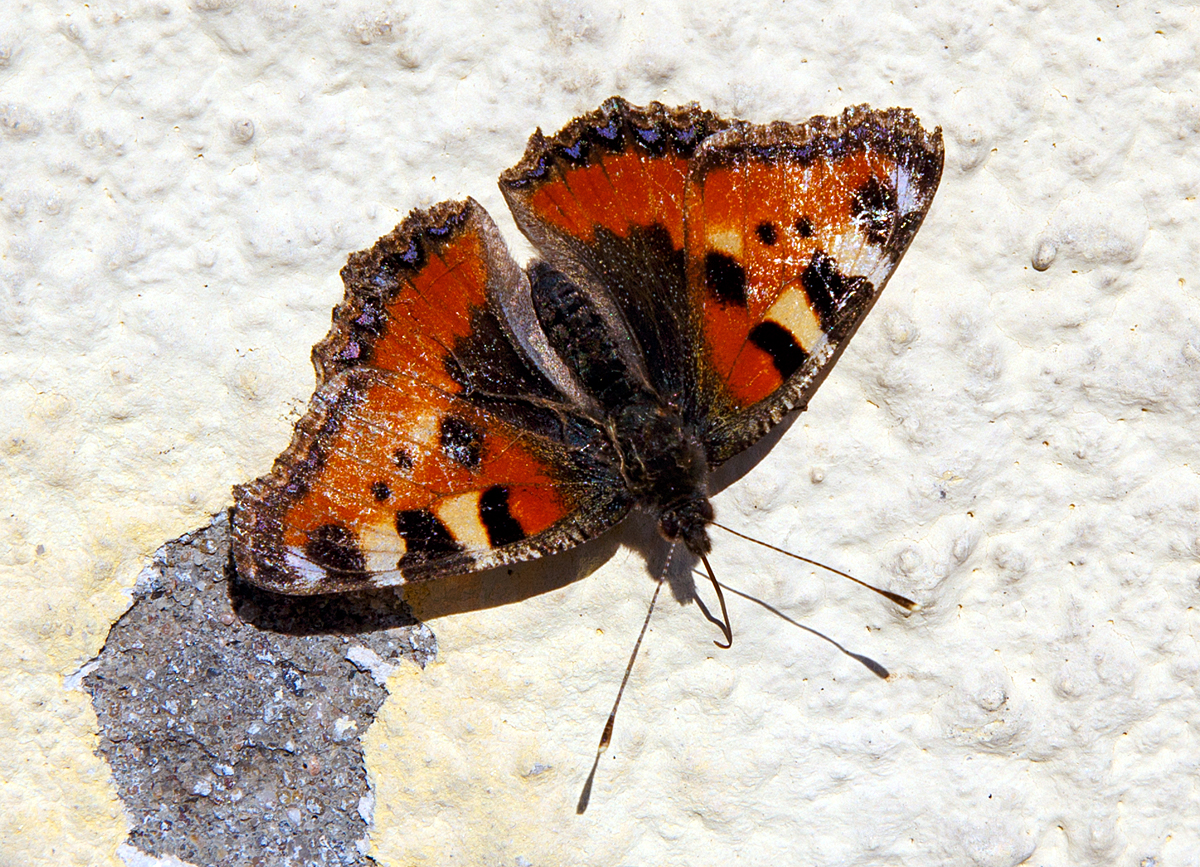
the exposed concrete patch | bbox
[85,511,435,867]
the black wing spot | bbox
[704,251,747,306]
[794,216,814,238]
[479,485,526,547]
[801,251,866,328]
[371,481,391,502]
[393,448,414,471]
[749,321,809,381]
[304,523,368,580]
[755,222,778,246]
[851,176,898,245]
[396,509,462,567]
[440,416,483,470]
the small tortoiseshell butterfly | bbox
[232,97,944,597]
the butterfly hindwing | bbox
[685,107,945,463]
[500,97,733,415]
[233,200,630,594]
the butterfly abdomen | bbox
[526,256,716,554]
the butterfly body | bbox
[232,98,943,596]
[525,258,716,555]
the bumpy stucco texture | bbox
[1,0,1198,864]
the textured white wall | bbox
[2,1,1198,864]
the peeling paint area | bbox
[84,511,435,866]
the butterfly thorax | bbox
[529,262,715,556]
[611,399,714,557]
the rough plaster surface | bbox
[1,1,1198,865]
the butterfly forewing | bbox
[685,107,944,464]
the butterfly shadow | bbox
[226,552,423,637]
[709,407,800,497]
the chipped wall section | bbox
[85,512,434,867]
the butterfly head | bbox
[657,494,714,557]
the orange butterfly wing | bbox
[233,200,628,594]
[501,100,943,464]
[685,107,944,462]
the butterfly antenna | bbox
[699,552,733,649]
[711,521,920,612]
[576,575,664,815]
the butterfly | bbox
[231,97,943,601]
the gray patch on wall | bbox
[84,510,436,867]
